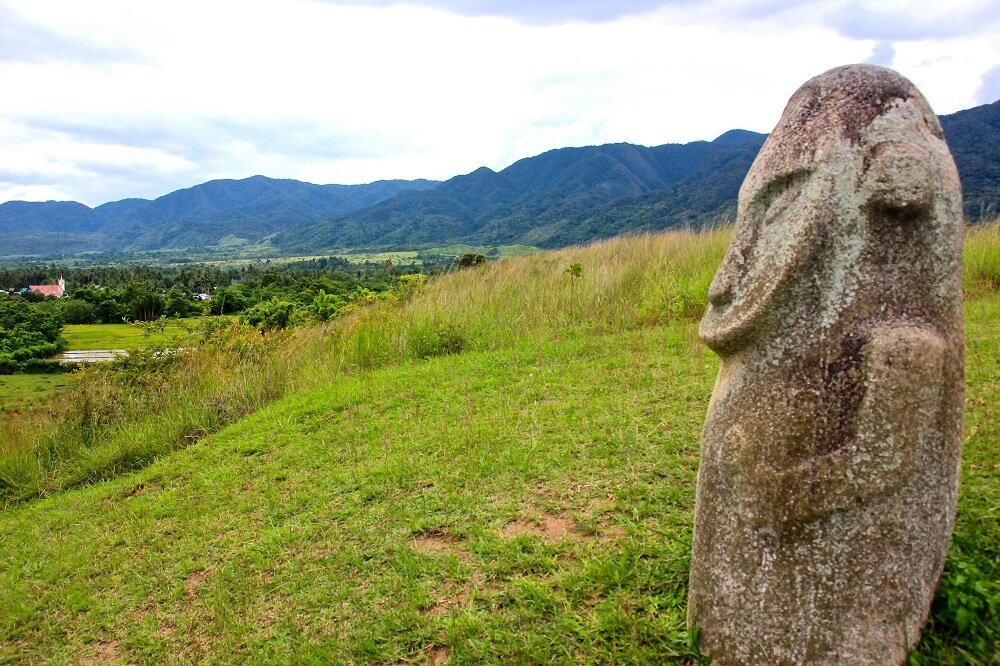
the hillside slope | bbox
[3,305,996,663]
[1,229,997,663]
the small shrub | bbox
[913,549,1000,663]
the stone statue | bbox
[687,64,964,665]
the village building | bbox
[27,276,66,298]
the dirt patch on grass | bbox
[424,571,503,618]
[122,481,162,498]
[427,584,472,617]
[185,569,209,600]
[500,519,546,539]
[155,622,176,639]
[500,509,584,541]
[596,523,628,542]
[500,503,628,543]
[393,644,451,665]
[81,640,122,665]
[410,529,467,558]
[585,496,617,516]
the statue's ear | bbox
[862,141,933,219]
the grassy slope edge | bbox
[1,226,998,664]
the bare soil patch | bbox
[81,640,121,665]
[596,523,627,542]
[185,569,209,600]
[500,509,584,541]
[410,529,466,558]
[429,645,450,664]
[426,583,472,617]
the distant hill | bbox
[0,177,439,258]
[1,100,997,259]
[274,100,1000,252]
[273,130,768,251]
[0,201,108,256]
[940,99,1000,220]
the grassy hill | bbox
[1,227,997,664]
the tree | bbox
[309,289,344,322]
[0,299,65,372]
[456,253,487,269]
[60,298,97,324]
[73,286,125,324]
[240,299,297,331]
[121,282,165,322]
[208,286,250,315]
[163,288,196,317]
[564,262,583,317]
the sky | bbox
[1,0,998,207]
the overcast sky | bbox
[1,0,998,207]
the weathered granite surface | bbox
[687,64,965,665]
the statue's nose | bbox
[708,254,737,306]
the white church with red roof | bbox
[27,277,65,298]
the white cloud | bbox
[865,41,895,66]
[976,65,1000,104]
[1,0,997,206]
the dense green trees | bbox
[0,298,66,372]
[0,256,433,369]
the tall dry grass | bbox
[0,329,297,501]
[965,218,1000,298]
[325,228,731,369]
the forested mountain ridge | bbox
[273,130,768,251]
[275,101,1000,252]
[1,100,997,258]
[940,99,1000,220]
[0,177,440,257]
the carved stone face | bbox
[698,145,827,355]
[699,65,956,356]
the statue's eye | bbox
[751,168,812,225]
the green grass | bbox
[0,374,72,412]
[0,302,996,664]
[0,322,198,415]
[63,322,194,351]
[336,250,422,265]
[0,325,711,664]
[0,226,996,663]
[216,234,251,247]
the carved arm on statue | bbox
[749,325,946,527]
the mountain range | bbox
[2,99,997,259]
[0,178,440,257]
